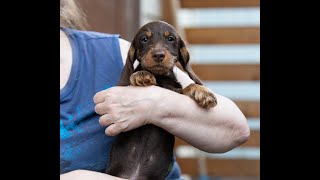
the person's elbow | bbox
[233,118,250,147]
[226,115,250,152]
[201,118,250,154]
[216,115,250,153]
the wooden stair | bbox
[162,0,260,179]
[185,27,260,44]
[180,0,260,8]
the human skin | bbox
[94,85,249,153]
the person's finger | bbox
[105,124,122,136]
[93,90,109,104]
[94,103,109,115]
[99,114,114,127]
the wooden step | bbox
[235,101,260,118]
[185,27,260,44]
[204,81,260,101]
[181,0,260,8]
[191,64,260,81]
[177,158,260,177]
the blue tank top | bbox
[60,28,181,179]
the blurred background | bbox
[76,0,260,179]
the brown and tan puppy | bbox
[106,21,217,180]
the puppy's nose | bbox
[152,51,165,62]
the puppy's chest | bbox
[155,75,183,93]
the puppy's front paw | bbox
[130,70,157,86]
[182,84,217,109]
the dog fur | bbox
[105,21,217,180]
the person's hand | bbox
[93,86,166,136]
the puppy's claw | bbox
[130,70,157,86]
[182,84,217,109]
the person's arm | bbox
[150,88,250,153]
[94,84,249,153]
[60,170,127,180]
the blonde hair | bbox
[60,0,88,30]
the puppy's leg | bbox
[182,84,217,109]
[130,70,157,86]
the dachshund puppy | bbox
[106,21,217,180]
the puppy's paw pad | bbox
[183,84,217,109]
[130,70,157,86]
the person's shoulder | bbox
[63,28,119,40]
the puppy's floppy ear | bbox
[178,38,203,85]
[117,43,136,86]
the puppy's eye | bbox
[141,36,148,43]
[167,36,175,42]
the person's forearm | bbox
[60,170,127,180]
[150,90,250,153]
[94,85,249,152]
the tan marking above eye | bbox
[164,31,170,37]
[146,31,152,37]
